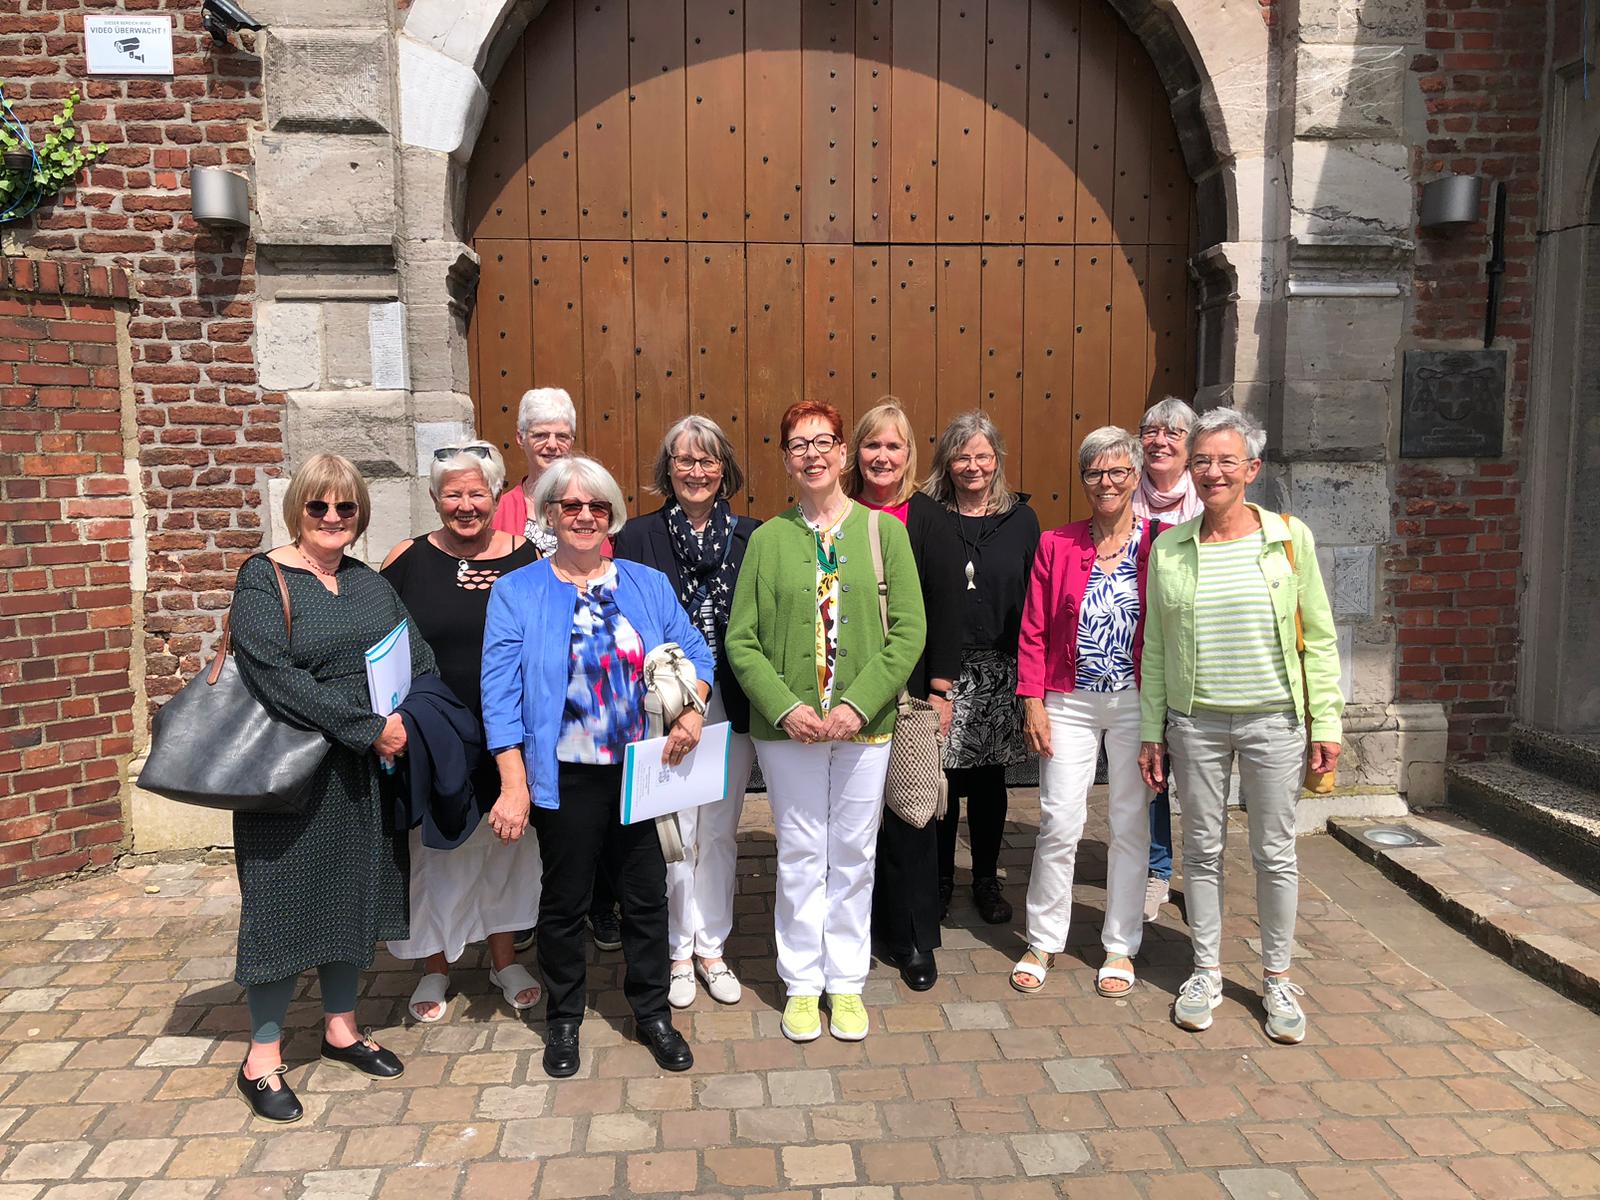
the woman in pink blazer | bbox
[1012,426,1163,998]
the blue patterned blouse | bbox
[1073,523,1144,693]
[556,564,648,764]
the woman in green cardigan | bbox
[727,400,926,1045]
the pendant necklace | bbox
[955,507,982,590]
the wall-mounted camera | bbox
[202,0,262,47]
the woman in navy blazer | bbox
[480,456,714,1080]
[613,416,761,1011]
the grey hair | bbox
[1077,426,1144,476]
[1139,396,1198,438]
[650,414,747,501]
[530,455,628,536]
[429,439,506,499]
[1190,407,1267,461]
[516,387,578,436]
[920,410,1019,515]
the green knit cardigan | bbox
[726,503,927,742]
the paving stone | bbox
[1044,1057,1122,1093]
[584,1112,657,1152]
[82,1139,178,1179]
[705,1147,778,1188]
[299,1169,381,1199]
[781,1143,857,1186]
[1,1145,91,1183]
[1009,1132,1090,1176]
[767,1069,836,1106]
[536,1156,615,1199]
[474,1084,548,1120]
[698,1072,764,1109]
[499,1117,574,1159]
[936,1137,1016,1179]
[1219,1168,1311,1199]
[133,1039,210,1069]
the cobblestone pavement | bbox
[3,791,1600,1200]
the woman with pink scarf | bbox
[1130,397,1202,922]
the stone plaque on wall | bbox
[1400,349,1506,458]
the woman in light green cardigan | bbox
[1137,407,1342,1048]
[726,400,926,1045]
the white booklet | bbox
[621,721,731,824]
[365,621,411,716]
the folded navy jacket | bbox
[388,674,483,850]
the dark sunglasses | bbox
[555,499,613,519]
[433,445,494,462]
[305,500,360,520]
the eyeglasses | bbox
[1139,425,1185,442]
[1081,466,1135,486]
[305,500,359,520]
[1189,456,1252,474]
[671,454,722,474]
[433,445,494,462]
[553,499,614,519]
[951,453,997,470]
[524,429,575,446]
[783,433,841,457]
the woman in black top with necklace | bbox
[923,412,1041,925]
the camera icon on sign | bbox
[114,37,144,62]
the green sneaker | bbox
[825,992,869,1041]
[781,994,822,1042]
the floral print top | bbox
[807,508,847,711]
[555,563,647,764]
[1073,523,1143,693]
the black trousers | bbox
[871,807,943,957]
[531,763,669,1024]
[937,764,1009,880]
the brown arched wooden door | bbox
[466,0,1194,528]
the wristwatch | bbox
[933,688,956,702]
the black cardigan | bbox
[612,504,760,734]
[941,496,1041,653]
[900,493,965,699]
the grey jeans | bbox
[1166,708,1306,974]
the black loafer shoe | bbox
[893,947,939,991]
[635,1016,694,1072]
[236,1064,303,1123]
[543,1020,581,1078]
[320,1035,404,1079]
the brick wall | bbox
[0,260,135,889]
[1393,0,1547,757]
[1,0,274,721]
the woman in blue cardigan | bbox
[480,456,714,1080]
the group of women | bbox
[224,387,1343,1122]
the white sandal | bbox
[408,973,450,1023]
[488,963,542,1012]
[1010,947,1055,994]
[1096,960,1137,998]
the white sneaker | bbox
[1143,876,1170,922]
[1263,976,1307,1044]
[696,959,742,1005]
[667,962,696,1009]
[1173,970,1223,1032]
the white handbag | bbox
[641,642,708,863]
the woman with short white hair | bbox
[493,387,580,555]
[382,440,543,1023]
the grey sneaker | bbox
[1173,970,1223,1032]
[1143,875,1170,922]
[1263,976,1307,1044]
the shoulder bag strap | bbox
[867,508,889,638]
[208,555,295,686]
[1280,511,1306,654]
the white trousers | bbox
[666,686,757,960]
[757,738,891,995]
[1024,689,1149,959]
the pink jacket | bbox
[1016,518,1163,698]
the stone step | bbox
[1446,758,1600,891]
[1511,724,1600,792]
[1329,812,1600,1013]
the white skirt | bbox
[388,818,543,962]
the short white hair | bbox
[516,387,578,436]
[429,440,506,498]
[1191,407,1267,461]
[530,455,628,535]
[1139,396,1198,438]
[1077,426,1143,475]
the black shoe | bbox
[882,946,938,991]
[543,1020,581,1078]
[635,1016,694,1072]
[937,876,954,920]
[589,910,622,952]
[236,1064,303,1124]
[972,875,1013,925]
[320,1035,404,1079]
[512,927,536,952]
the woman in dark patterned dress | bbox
[923,412,1041,926]
[229,453,435,1123]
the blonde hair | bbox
[283,453,371,541]
[845,399,919,505]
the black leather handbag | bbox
[137,558,332,814]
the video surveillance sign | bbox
[85,14,174,76]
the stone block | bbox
[1298,0,1424,45]
[1283,297,1403,381]
[1331,545,1376,618]
[246,0,389,28]
[403,0,523,73]
[1197,56,1278,159]
[1283,463,1390,545]
[256,301,322,392]
[323,303,374,388]
[264,29,392,135]
[398,36,490,161]
[404,302,470,393]
[401,148,465,243]
[286,390,411,481]
[1290,141,1411,239]
[361,477,421,566]
[415,418,477,479]
[1349,622,1395,707]
[1295,45,1406,139]
[369,301,411,390]
[129,768,233,853]
[1280,380,1389,460]
[256,133,396,248]
[1395,701,1449,807]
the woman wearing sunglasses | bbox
[226,453,435,1122]
[480,456,714,1079]
[380,441,543,1025]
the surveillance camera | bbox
[202,0,262,45]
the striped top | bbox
[1192,530,1294,712]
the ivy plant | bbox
[0,88,110,222]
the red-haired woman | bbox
[727,401,926,1044]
